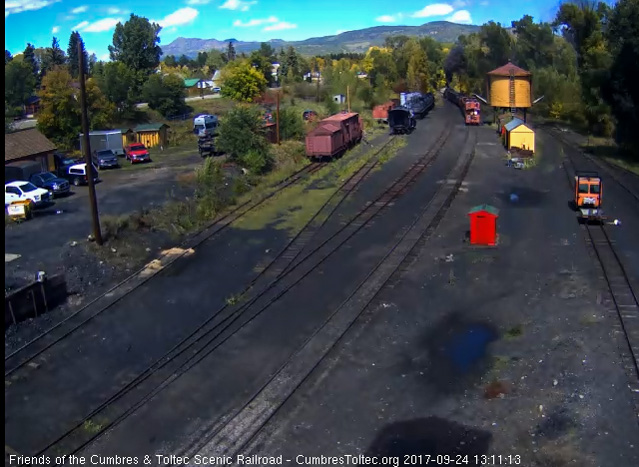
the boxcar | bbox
[372,101,395,123]
[305,112,363,160]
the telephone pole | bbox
[78,42,103,245]
[275,91,281,145]
[346,85,351,113]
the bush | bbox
[271,140,306,170]
[217,105,270,161]
[195,158,226,219]
[241,149,271,175]
[279,107,305,141]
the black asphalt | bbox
[239,125,639,466]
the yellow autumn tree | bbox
[220,59,267,103]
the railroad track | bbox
[551,128,639,206]
[5,160,328,376]
[187,129,477,464]
[29,127,453,458]
[561,147,639,416]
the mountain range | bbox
[161,21,480,58]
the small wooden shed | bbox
[119,128,135,147]
[134,123,169,148]
[468,204,499,246]
[505,119,535,153]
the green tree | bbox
[217,105,271,173]
[603,0,639,150]
[37,67,113,148]
[5,50,13,65]
[95,61,137,117]
[258,42,275,60]
[164,55,177,67]
[196,51,208,67]
[250,51,274,86]
[227,41,236,62]
[67,31,88,78]
[278,107,304,141]
[109,14,162,72]
[5,59,36,108]
[220,60,267,102]
[178,54,190,67]
[205,49,226,71]
[141,73,187,118]
[23,43,39,83]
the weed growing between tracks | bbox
[233,137,406,234]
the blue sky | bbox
[5,1,562,60]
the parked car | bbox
[93,149,119,169]
[60,162,100,186]
[29,172,71,197]
[124,143,151,163]
[212,87,221,93]
[5,181,51,208]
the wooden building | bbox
[119,128,135,147]
[134,123,169,148]
[5,128,57,172]
[504,119,535,153]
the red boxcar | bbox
[305,112,363,160]
[372,101,395,123]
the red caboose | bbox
[305,112,363,160]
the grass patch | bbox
[83,420,103,434]
[504,325,524,339]
[491,355,512,373]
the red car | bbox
[124,143,151,164]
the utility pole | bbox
[346,85,351,113]
[78,42,103,245]
[316,68,320,103]
[275,91,281,145]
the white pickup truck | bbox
[5,181,51,208]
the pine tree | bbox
[227,41,236,62]
[23,43,39,82]
[67,31,88,78]
[5,50,12,65]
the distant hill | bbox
[161,21,480,58]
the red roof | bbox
[323,112,359,122]
[487,62,531,77]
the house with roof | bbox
[5,128,58,173]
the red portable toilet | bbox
[468,204,499,246]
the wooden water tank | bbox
[486,62,532,108]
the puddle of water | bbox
[444,324,498,373]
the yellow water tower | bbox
[486,61,534,121]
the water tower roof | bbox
[487,62,531,77]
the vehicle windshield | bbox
[590,184,601,194]
[131,144,145,150]
[578,184,589,194]
[97,150,114,157]
[19,182,39,192]
[40,173,56,181]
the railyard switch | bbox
[468,204,499,246]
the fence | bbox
[5,274,67,328]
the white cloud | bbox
[72,20,90,30]
[376,15,398,23]
[233,16,277,27]
[446,10,472,23]
[83,18,122,32]
[336,30,346,35]
[5,0,61,17]
[219,0,257,11]
[412,3,454,18]
[71,5,88,14]
[107,7,122,14]
[451,0,466,8]
[100,53,110,61]
[52,25,59,33]
[155,7,199,27]
[263,21,296,32]
[186,0,211,4]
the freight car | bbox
[305,112,363,160]
[404,93,435,119]
[388,107,416,135]
[445,87,481,125]
[372,101,396,123]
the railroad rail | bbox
[32,126,455,458]
[560,145,639,418]
[5,160,327,376]
[551,127,639,206]
[187,130,478,463]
